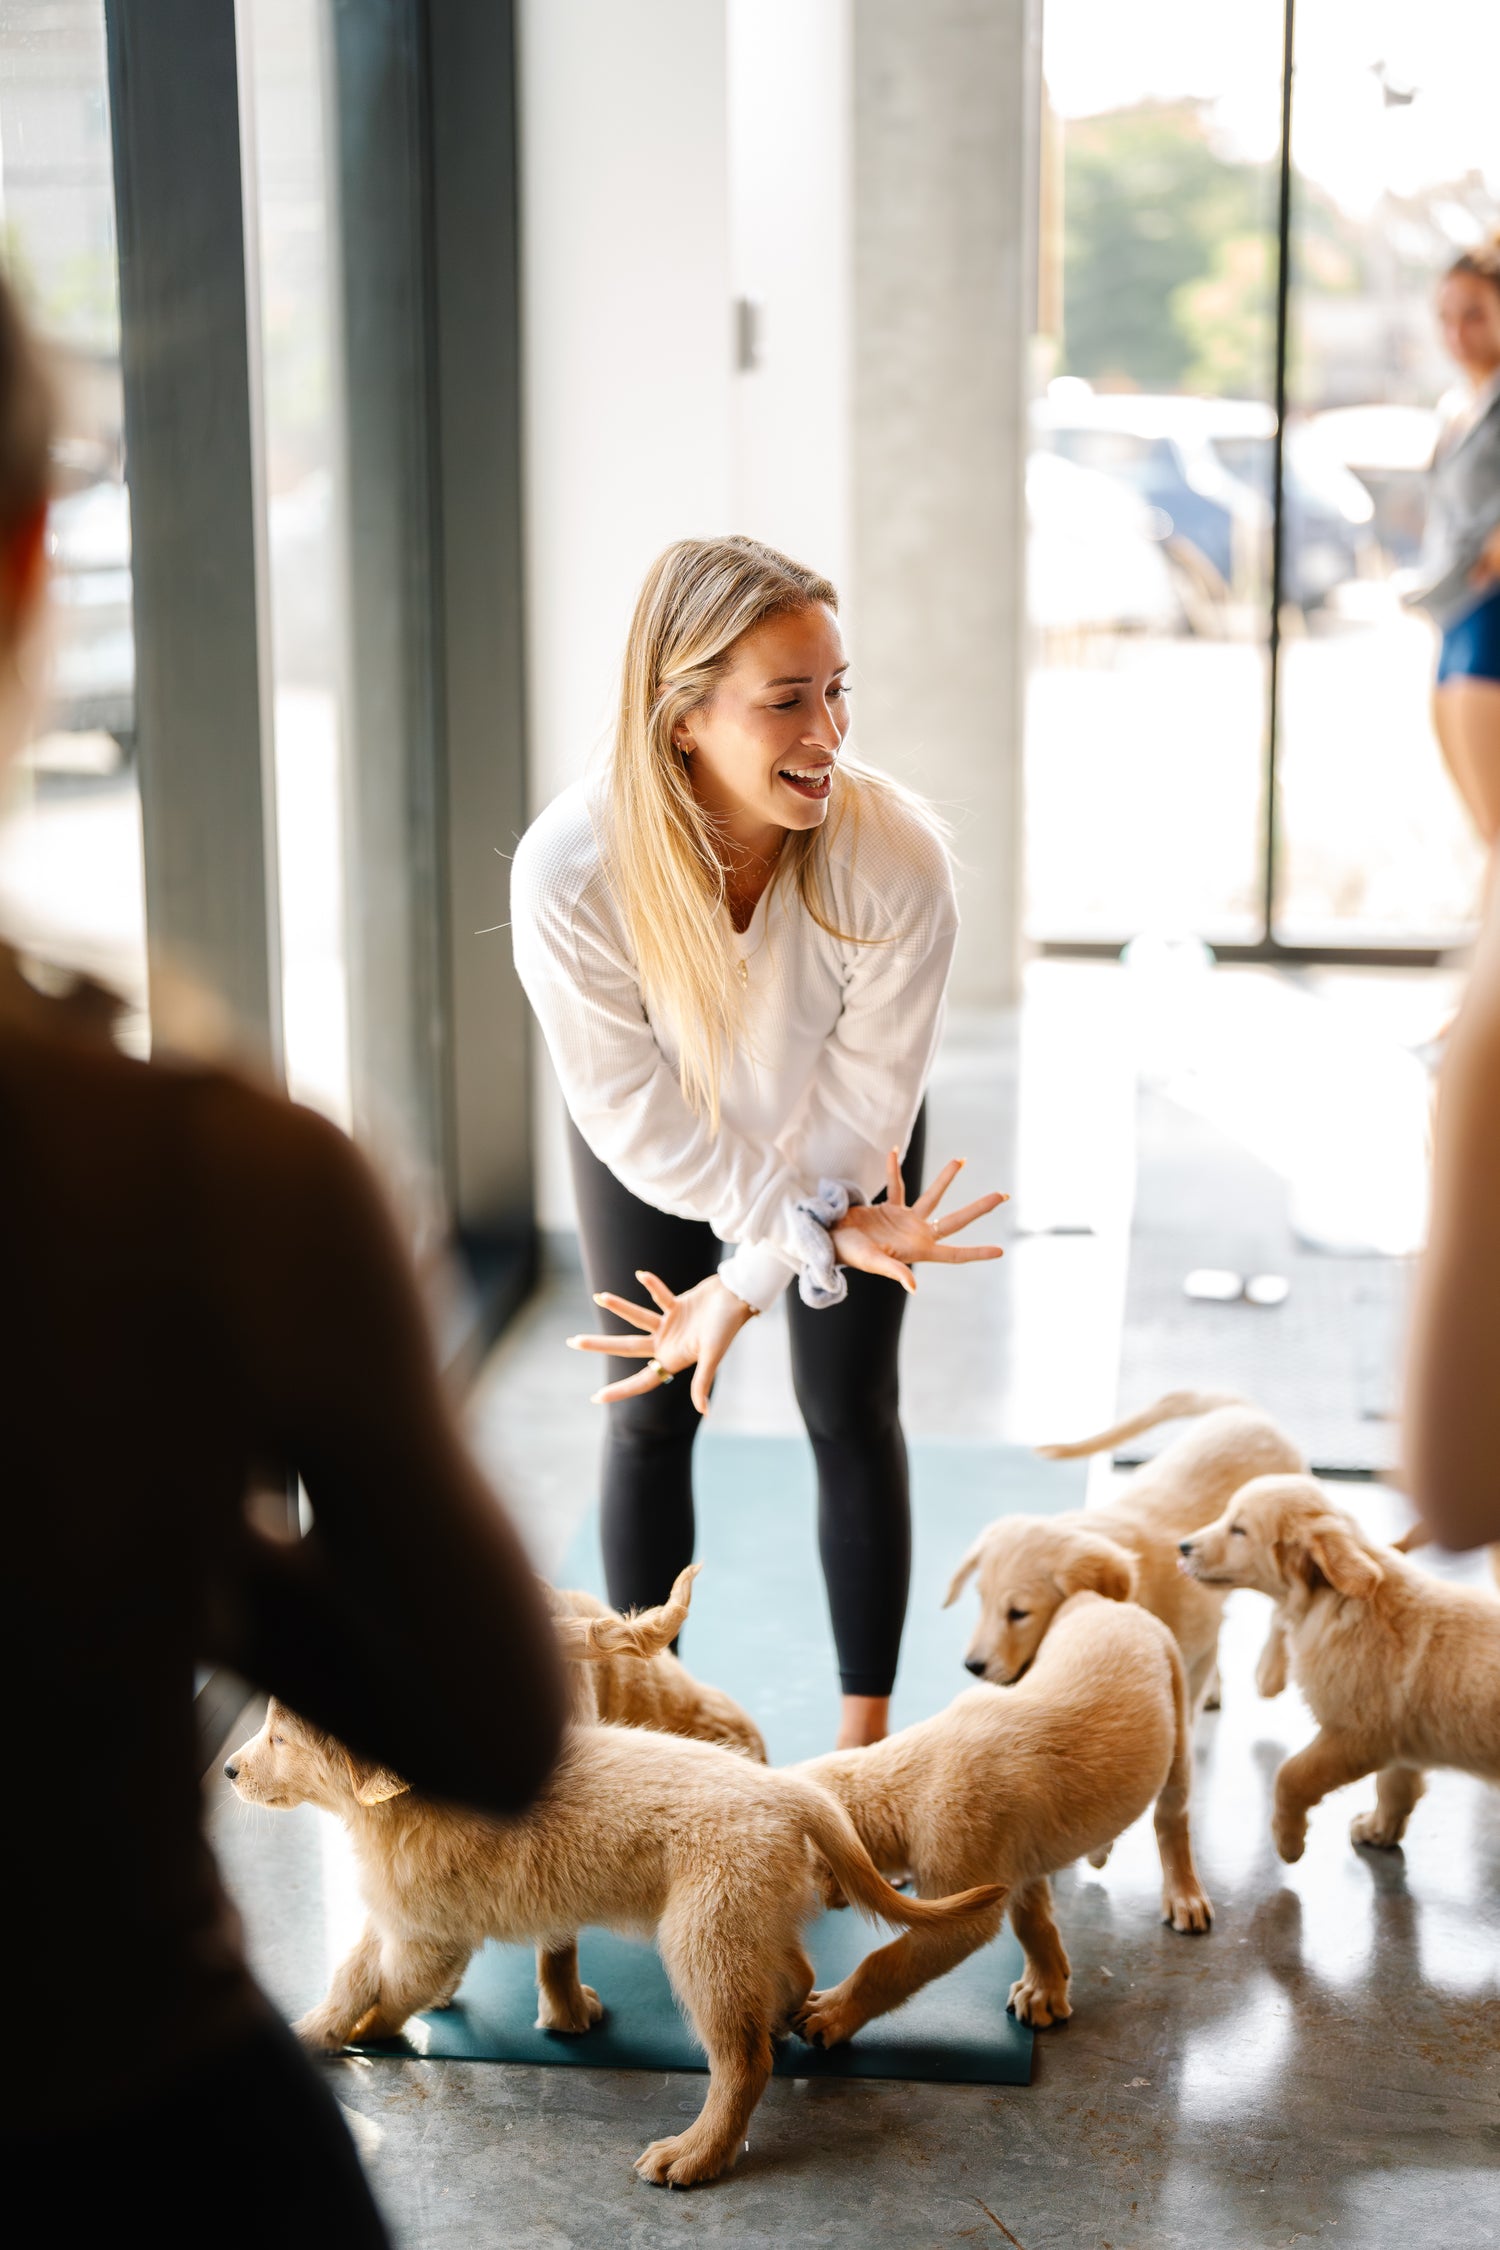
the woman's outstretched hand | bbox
[567,1272,755,1415]
[833,1151,1007,1294]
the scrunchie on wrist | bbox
[791,1179,866,1309]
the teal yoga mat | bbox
[363,1434,1085,2086]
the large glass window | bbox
[1276,0,1495,943]
[1026,1,1284,946]
[243,0,352,1125]
[0,0,145,1041]
[1029,0,1500,958]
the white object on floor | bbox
[1184,1268,1244,1302]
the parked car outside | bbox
[41,467,336,768]
[1027,448,1180,637]
[1033,384,1376,630]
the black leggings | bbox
[569,1112,925,1697]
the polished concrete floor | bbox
[212,966,1500,2247]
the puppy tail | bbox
[552,1564,700,1662]
[1036,1388,1245,1460]
[798,1787,1006,1931]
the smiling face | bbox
[1436,269,1500,382]
[675,602,850,849]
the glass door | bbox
[1029,0,1499,962]
[1274,0,1495,945]
[0,0,147,1044]
[1026,0,1284,947]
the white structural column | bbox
[850,0,1039,1007]
[517,0,733,819]
[516,0,734,1235]
[726,0,852,594]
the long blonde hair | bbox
[606,535,937,1126]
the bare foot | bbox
[836,1693,890,1749]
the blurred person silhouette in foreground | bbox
[1414,232,1500,840]
[1406,852,1500,1563]
[0,271,565,2240]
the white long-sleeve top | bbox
[510,778,958,1311]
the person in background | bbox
[1418,232,1500,839]
[0,271,565,2241]
[512,537,1006,1753]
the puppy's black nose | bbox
[223,1759,239,1781]
[1178,1540,1193,1556]
[964,1658,988,1677]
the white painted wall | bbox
[515,0,1030,1236]
[726,0,852,601]
[517,0,735,1232]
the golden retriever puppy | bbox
[1179,1473,1500,1860]
[943,1389,1304,1715]
[225,1706,1001,2188]
[546,1567,767,1761]
[789,1589,1212,2051]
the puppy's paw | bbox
[792,1985,863,2049]
[1163,1885,1213,1934]
[1086,1841,1113,1870]
[1255,1643,1289,1700]
[1349,1811,1404,1851]
[1272,1810,1307,1864]
[535,1982,605,2035]
[1006,1969,1071,2028]
[294,2007,352,2053]
[634,2132,731,2189]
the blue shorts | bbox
[1437,586,1500,685]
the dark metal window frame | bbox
[104,0,533,1759]
[1040,0,1453,974]
[105,0,535,1319]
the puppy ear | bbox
[555,1562,701,1661]
[1053,1533,1138,1604]
[1305,1518,1383,1600]
[346,1754,410,1806]
[942,1534,989,1609]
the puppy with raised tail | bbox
[225,1691,1000,2188]
[789,1588,1212,2051]
[546,1565,766,1761]
[943,1390,1303,1718]
[1179,1473,1500,1860]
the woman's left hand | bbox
[832,1150,1007,1293]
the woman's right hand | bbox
[567,1271,756,1415]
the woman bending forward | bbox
[512,537,1004,1748]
